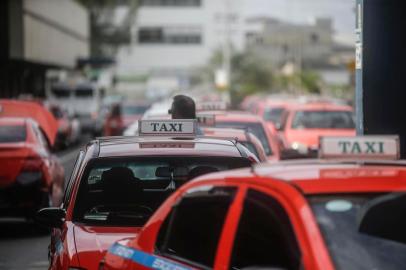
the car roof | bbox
[193,159,406,194]
[95,136,245,158]
[0,117,27,125]
[287,102,353,111]
[213,111,264,123]
[202,127,249,141]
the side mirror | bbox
[35,207,66,228]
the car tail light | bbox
[16,157,43,185]
[21,157,43,172]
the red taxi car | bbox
[101,135,406,270]
[36,120,256,270]
[199,111,281,160]
[0,100,65,218]
[202,127,269,162]
[280,102,356,155]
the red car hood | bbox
[285,129,356,148]
[0,100,58,145]
[74,225,140,269]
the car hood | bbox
[74,225,140,269]
[285,129,356,148]
[0,100,58,145]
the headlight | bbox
[291,142,309,154]
[16,171,43,185]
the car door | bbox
[226,185,333,270]
[145,185,240,270]
[49,150,85,269]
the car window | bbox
[291,110,355,129]
[230,189,301,270]
[241,142,259,159]
[51,87,71,98]
[0,125,26,143]
[62,151,85,209]
[216,122,272,155]
[156,186,237,269]
[309,194,406,270]
[72,157,249,227]
[31,123,51,150]
[122,105,149,115]
[75,88,94,97]
[263,107,285,126]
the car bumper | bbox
[0,180,44,216]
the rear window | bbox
[122,105,149,115]
[51,88,71,98]
[75,88,94,98]
[263,107,285,126]
[241,142,259,159]
[216,122,272,155]
[73,156,250,226]
[0,125,26,143]
[309,194,406,270]
[292,110,355,129]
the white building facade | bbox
[116,0,246,75]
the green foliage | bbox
[208,49,274,106]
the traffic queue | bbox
[1,94,406,270]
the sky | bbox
[245,0,356,45]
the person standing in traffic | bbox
[169,95,203,135]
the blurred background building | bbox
[115,0,246,99]
[0,0,89,98]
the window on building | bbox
[229,189,302,270]
[156,186,237,268]
[311,33,319,44]
[138,27,164,43]
[140,0,201,7]
[138,27,202,44]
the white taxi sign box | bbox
[197,101,227,111]
[197,114,216,126]
[138,120,196,136]
[319,136,400,160]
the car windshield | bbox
[292,110,355,129]
[122,105,149,115]
[215,122,272,155]
[51,87,70,98]
[241,142,259,159]
[73,156,250,226]
[263,107,285,126]
[0,125,27,143]
[75,88,94,97]
[309,194,406,270]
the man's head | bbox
[169,95,196,119]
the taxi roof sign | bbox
[319,136,400,160]
[197,101,227,111]
[138,119,196,136]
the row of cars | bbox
[2,96,406,269]
[242,95,356,157]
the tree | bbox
[208,49,275,106]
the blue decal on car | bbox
[109,243,194,270]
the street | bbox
[0,145,81,270]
